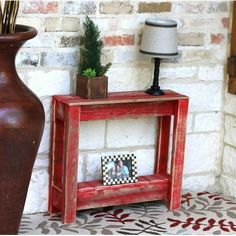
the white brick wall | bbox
[14,1,231,213]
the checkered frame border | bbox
[101,153,138,186]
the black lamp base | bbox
[146,57,165,96]
[146,87,165,96]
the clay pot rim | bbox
[0,24,37,42]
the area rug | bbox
[19,192,236,235]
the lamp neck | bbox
[153,58,161,88]
[145,57,164,96]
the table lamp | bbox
[140,18,178,95]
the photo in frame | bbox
[101,154,138,186]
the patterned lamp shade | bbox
[140,18,178,58]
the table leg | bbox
[155,116,171,174]
[168,99,188,210]
[48,97,58,213]
[61,105,80,223]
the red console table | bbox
[48,90,189,223]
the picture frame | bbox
[101,154,138,186]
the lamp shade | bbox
[140,18,178,58]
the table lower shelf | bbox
[52,174,169,211]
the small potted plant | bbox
[76,16,111,99]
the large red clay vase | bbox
[0,25,45,234]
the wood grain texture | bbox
[155,116,171,174]
[228,2,236,94]
[48,90,189,223]
[168,99,189,210]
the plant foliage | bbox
[0,0,19,34]
[82,68,96,78]
[79,16,111,77]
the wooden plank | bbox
[55,101,66,121]
[77,190,167,210]
[230,2,236,56]
[51,186,62,211]
[168,99,189,210]
[228,2,236,94]
[80,102,175,121]
[77,174,169,210]
[61,105,80,224]
[155,116,171,174]
[54,90,188,107]
[48,97,58,213]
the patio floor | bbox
[19,192,236,235]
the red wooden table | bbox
[48,90,189,223]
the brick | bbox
[113,47,137,63]
[194,112,221,132]
[186,113,193,133]
[224,93,236,115]
[207,2,228,13]
[41,97,52,123]
[80,152,102,181]
[60,36,79,47]
[24,170,48,214]
[138,2,171,13]
[24,34,55,48]
[222,145,236,176]
[40,51,77,67]
[45,17,60,32]
[100,1,134,14]
[101,48,114,65]
[183,175,217,192]
[16,52,39,67]
[93,18,118,31]
[79,121,106,150]
[16,17,41,30]
[163,83,223,112]
[61,17,80,32]
[178,33,204,46]
[103,35,135,46]
[38,122,50,154]
[160,66,198,79]
[34,154,49,169]
[221,17,229,28]
[184,18,220,29]
[27,70,71,97]
[198,65,224,81]
[77,152,85,182]
[106,117,157,148]
[184,133,221,174]
[211,33,224,44]
[63,1,96,15]
[22,1,58,14]
[224,115,236,147]
[220,175,236,198]
[107,66,152,92]
[181,49,208,63]
[172,2,206,14]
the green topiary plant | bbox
[0,0,19,34]
[79,16,111,77]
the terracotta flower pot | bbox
[0,25,45,234]
[76,75,108,99]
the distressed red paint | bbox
[48,90,189,223]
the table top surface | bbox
[54,90,189,106]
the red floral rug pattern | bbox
[20,192,236,235]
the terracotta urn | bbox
[0,25,45,234]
